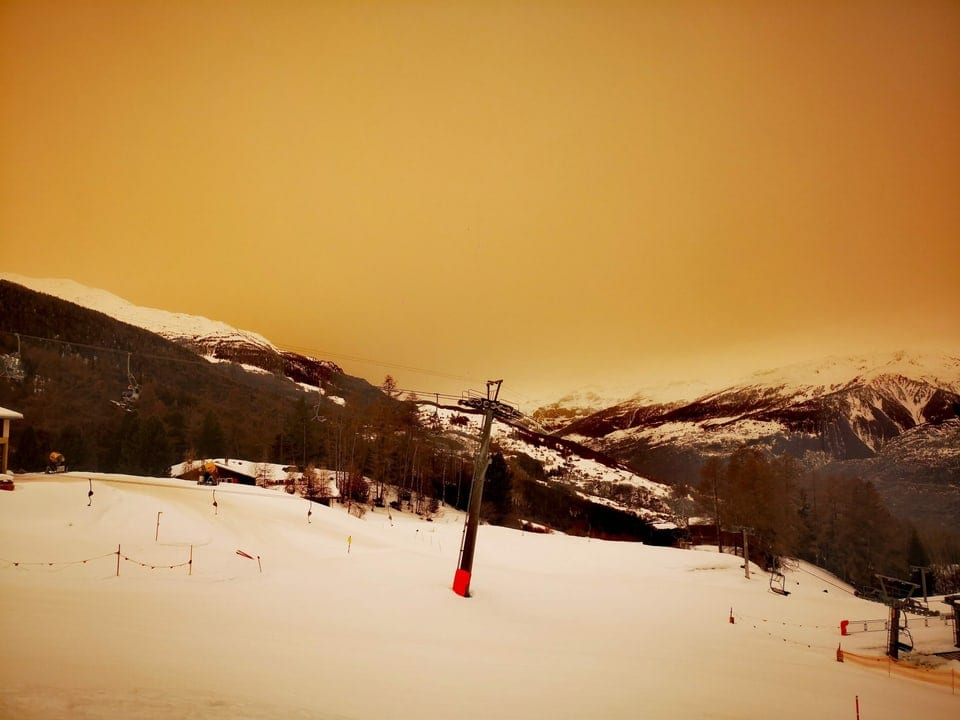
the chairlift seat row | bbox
[111,353,142,410]
[2,354,25,380]
[1,334,26,380]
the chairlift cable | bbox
[273,341,477,383]
[0,330,208,368]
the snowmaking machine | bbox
[46,451,66,474]
[198,460,219,486]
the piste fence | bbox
[732,606,958,697]
[2,544,195,576]
[838,648,958,695]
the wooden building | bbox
[0,406,24,476]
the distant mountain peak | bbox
[730,351,960,394]
[555,350,960,529]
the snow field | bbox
[0,473,957,719]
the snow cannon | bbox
[46,452,66,474]
[199,460,219,486]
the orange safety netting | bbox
[840,650,958,693]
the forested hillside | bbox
[686,446,960,594]
[0,281,385,474]
[0,281,659,542]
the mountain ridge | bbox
[0,272,346,388]
[4,274,958,529]
[0,277,672,535]
[557,361,960,528]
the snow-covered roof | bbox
[0,406,24,420]
[169,459,343,493]
[169,459,296,483]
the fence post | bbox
[189,545,193,576]
[116,544,120,577]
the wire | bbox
[793,563,858,596]
[396,389,465,402]
[0,330,208,368]
[274,341,477,383]
[1,551,118,568]
[735,611,838,631]
[2,329,481,389]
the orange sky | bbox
[2,1,959,407]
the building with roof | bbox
[0,406,24,476]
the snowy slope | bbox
[1,473,956,720]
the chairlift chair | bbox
[2,334,26,381]
[113,353,141,410]
[769,569,790,596]
[897,625,914,654]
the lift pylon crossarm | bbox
[457,382,521,421]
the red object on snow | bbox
[840,620,849,636]
[453,568,471,597]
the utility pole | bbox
[453,380,519,598]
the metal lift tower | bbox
[452,380,521,597]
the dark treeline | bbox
[688,446,960,595]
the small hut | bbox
[0,405,24,478]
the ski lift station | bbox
[0,405,23,476]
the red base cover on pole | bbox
[453,568,471,597]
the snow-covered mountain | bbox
[565,352,960,453]
[0,275,672,530]
[535,352,960,432]
[0,273,341,384]
[0,273,275,351]
[6,273,957,527]
[530,379,718,433]
[558,351,960,527]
